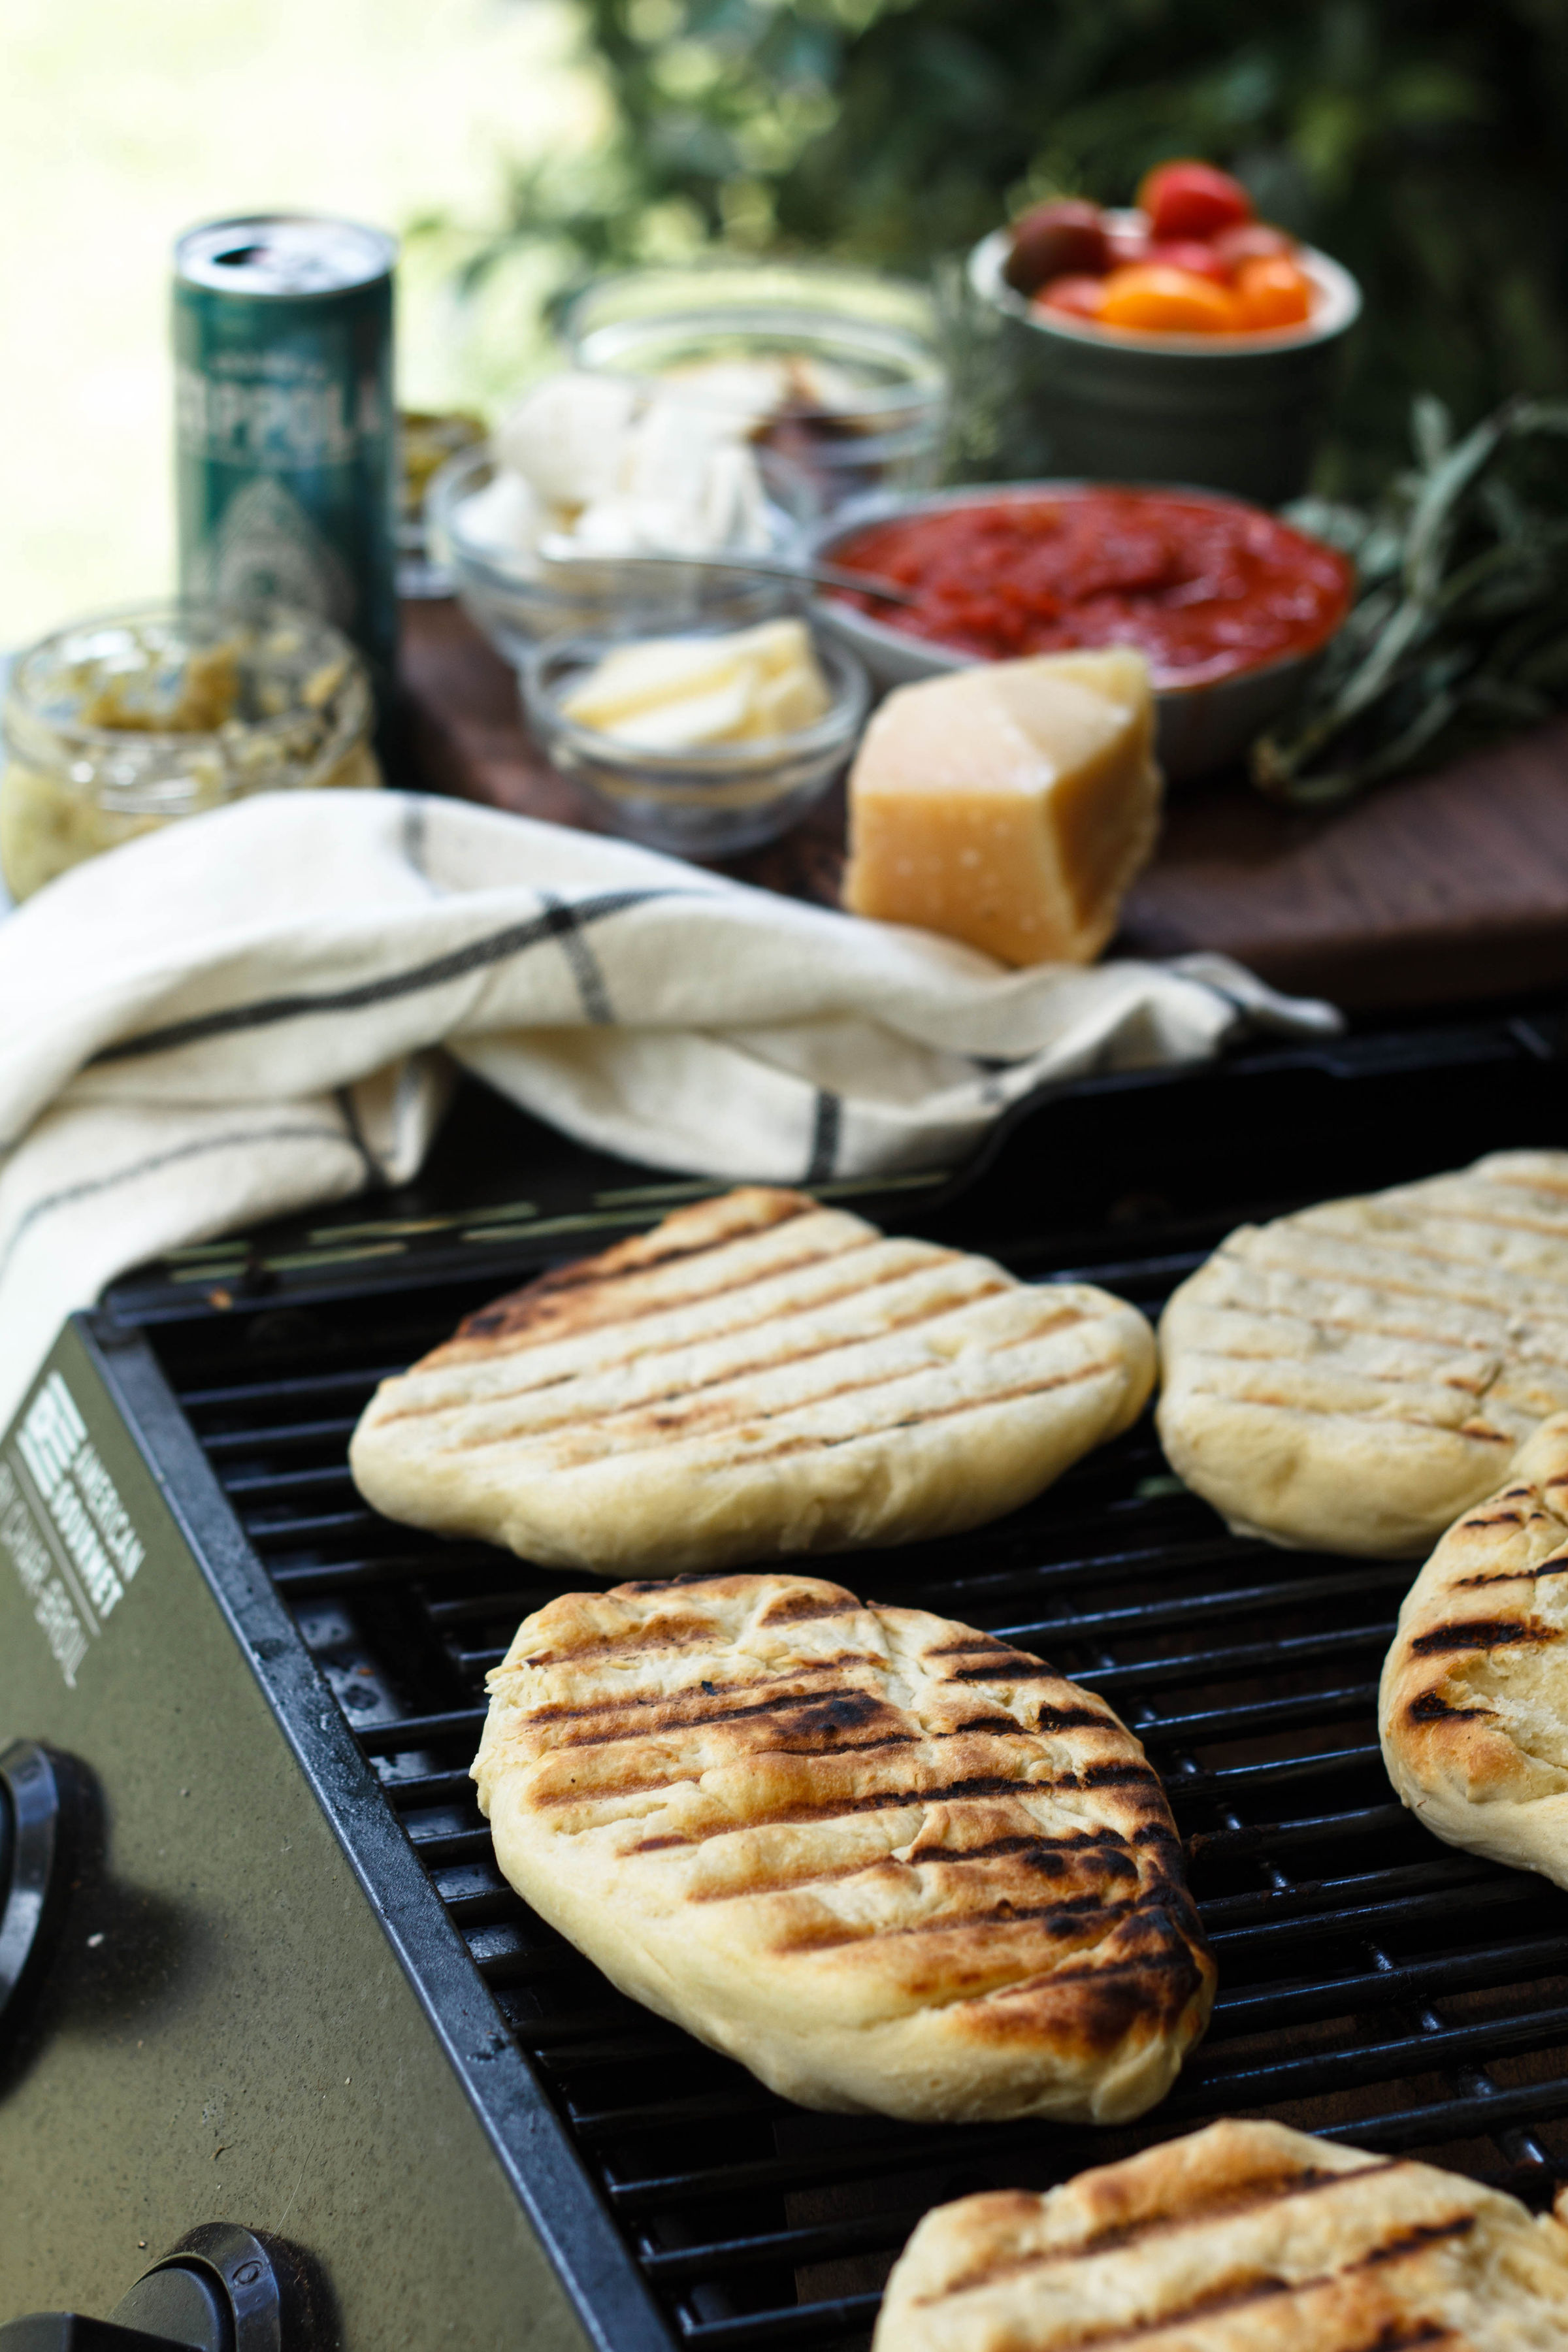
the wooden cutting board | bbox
[398,597,1568,1012]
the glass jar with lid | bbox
[0,601,380,904]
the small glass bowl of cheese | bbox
[522,617,869,857]
[0,603,380,903]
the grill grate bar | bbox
[1170,2003,1568,2112]
[1131,1682,1382,1744]
[357,1707,487,1754]
[675,2292,885,2350]
[1209,1933,1568,2027]
[644,2212,926,2283]
[1075,1622,1396,1695]
[987,1562,1413,1646]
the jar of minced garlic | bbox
[0,602,381,902]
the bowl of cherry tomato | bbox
[970,161,1361,507]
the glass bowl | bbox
[521,626,870,858]
[429,443,804,669]
[0,601,378,902]
[563,263,951,522]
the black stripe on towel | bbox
[91,889,685,1065]
[805,1091,841,1185]
[0,1122,353,1286]
[539,891,613,1023]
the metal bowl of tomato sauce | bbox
[806,480,1352,781]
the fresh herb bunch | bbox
[1251,397,1568,806]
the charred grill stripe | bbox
[709,1360,1122,1463]
[1407,1618,1556,1655]
[447,1230,887,1352]
[1456,1557,1568,1586]
[1196,1296,1522,1352]
[453,1328,1107,1466]
[512,1653,883,1719]
[459,1195,817,1323]
[907,1830,1134,1863]
[529,1685,909,1752]
[934,2162,1390,2291]
[928,2219,1472,2348]
[1180,1347,1503,1396]
[683,1827,1141,1904]
[399,1259,1013,1429]
[1209,1258,1568,1335]
[576,1767,1073,1824]
[944,1661,1066,1686]
[1405,1689,1497,1723]
[779,1891,1141,1953]
[514,1602,864,1665]
[1184,1384,1514,1442]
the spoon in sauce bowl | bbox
[536,540,919,608]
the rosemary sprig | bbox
[1250,395,1568,807]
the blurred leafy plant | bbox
[1252,394,1568,802]
[457,0,1568,493]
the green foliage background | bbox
[468,0,1568,493]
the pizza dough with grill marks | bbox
[1157,1150,1568,1558]
[1380,1411,1568,1888]
[472,1571,1215,2124]
[873,2118,1568,2352]
[351,1185,1155,1576]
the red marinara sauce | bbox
[830,489,1352,688]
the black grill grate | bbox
[108,1030,1568,2352]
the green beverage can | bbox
[173,215,397,681]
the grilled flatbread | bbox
[874,2118,1568,2351]
[472,1571,1214,2123]
[1157,1151,1568,1557]
[351,1186,1154,1576]
[1380,1413,1568,1887]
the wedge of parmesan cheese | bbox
[841,649,1162,966]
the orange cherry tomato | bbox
[1098,265,1243,335]
[1136,159,1252,242]
[1149,238,1232,285]
[1033,274,1107,321]
[1235,255,1315,329]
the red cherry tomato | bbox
[1212,221,1297,271]
[1033,274,1107,321]
[1137,160,1252,243]
[1149,238,1232,285]
[1004,199,1112,295]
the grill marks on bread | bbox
[471,1573,1213,2124]
[872,2119,1568,2352]
[1157,1152,1568,1558]
[350,1188,1156,1576]
[1380,1414,1568,1889]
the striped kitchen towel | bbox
[0,789,1337,1429]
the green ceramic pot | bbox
[969,225,1361,508]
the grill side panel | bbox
[0,1319,664,2352]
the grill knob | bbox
[0,1740,63,2032]
[0,2224,298,2352]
